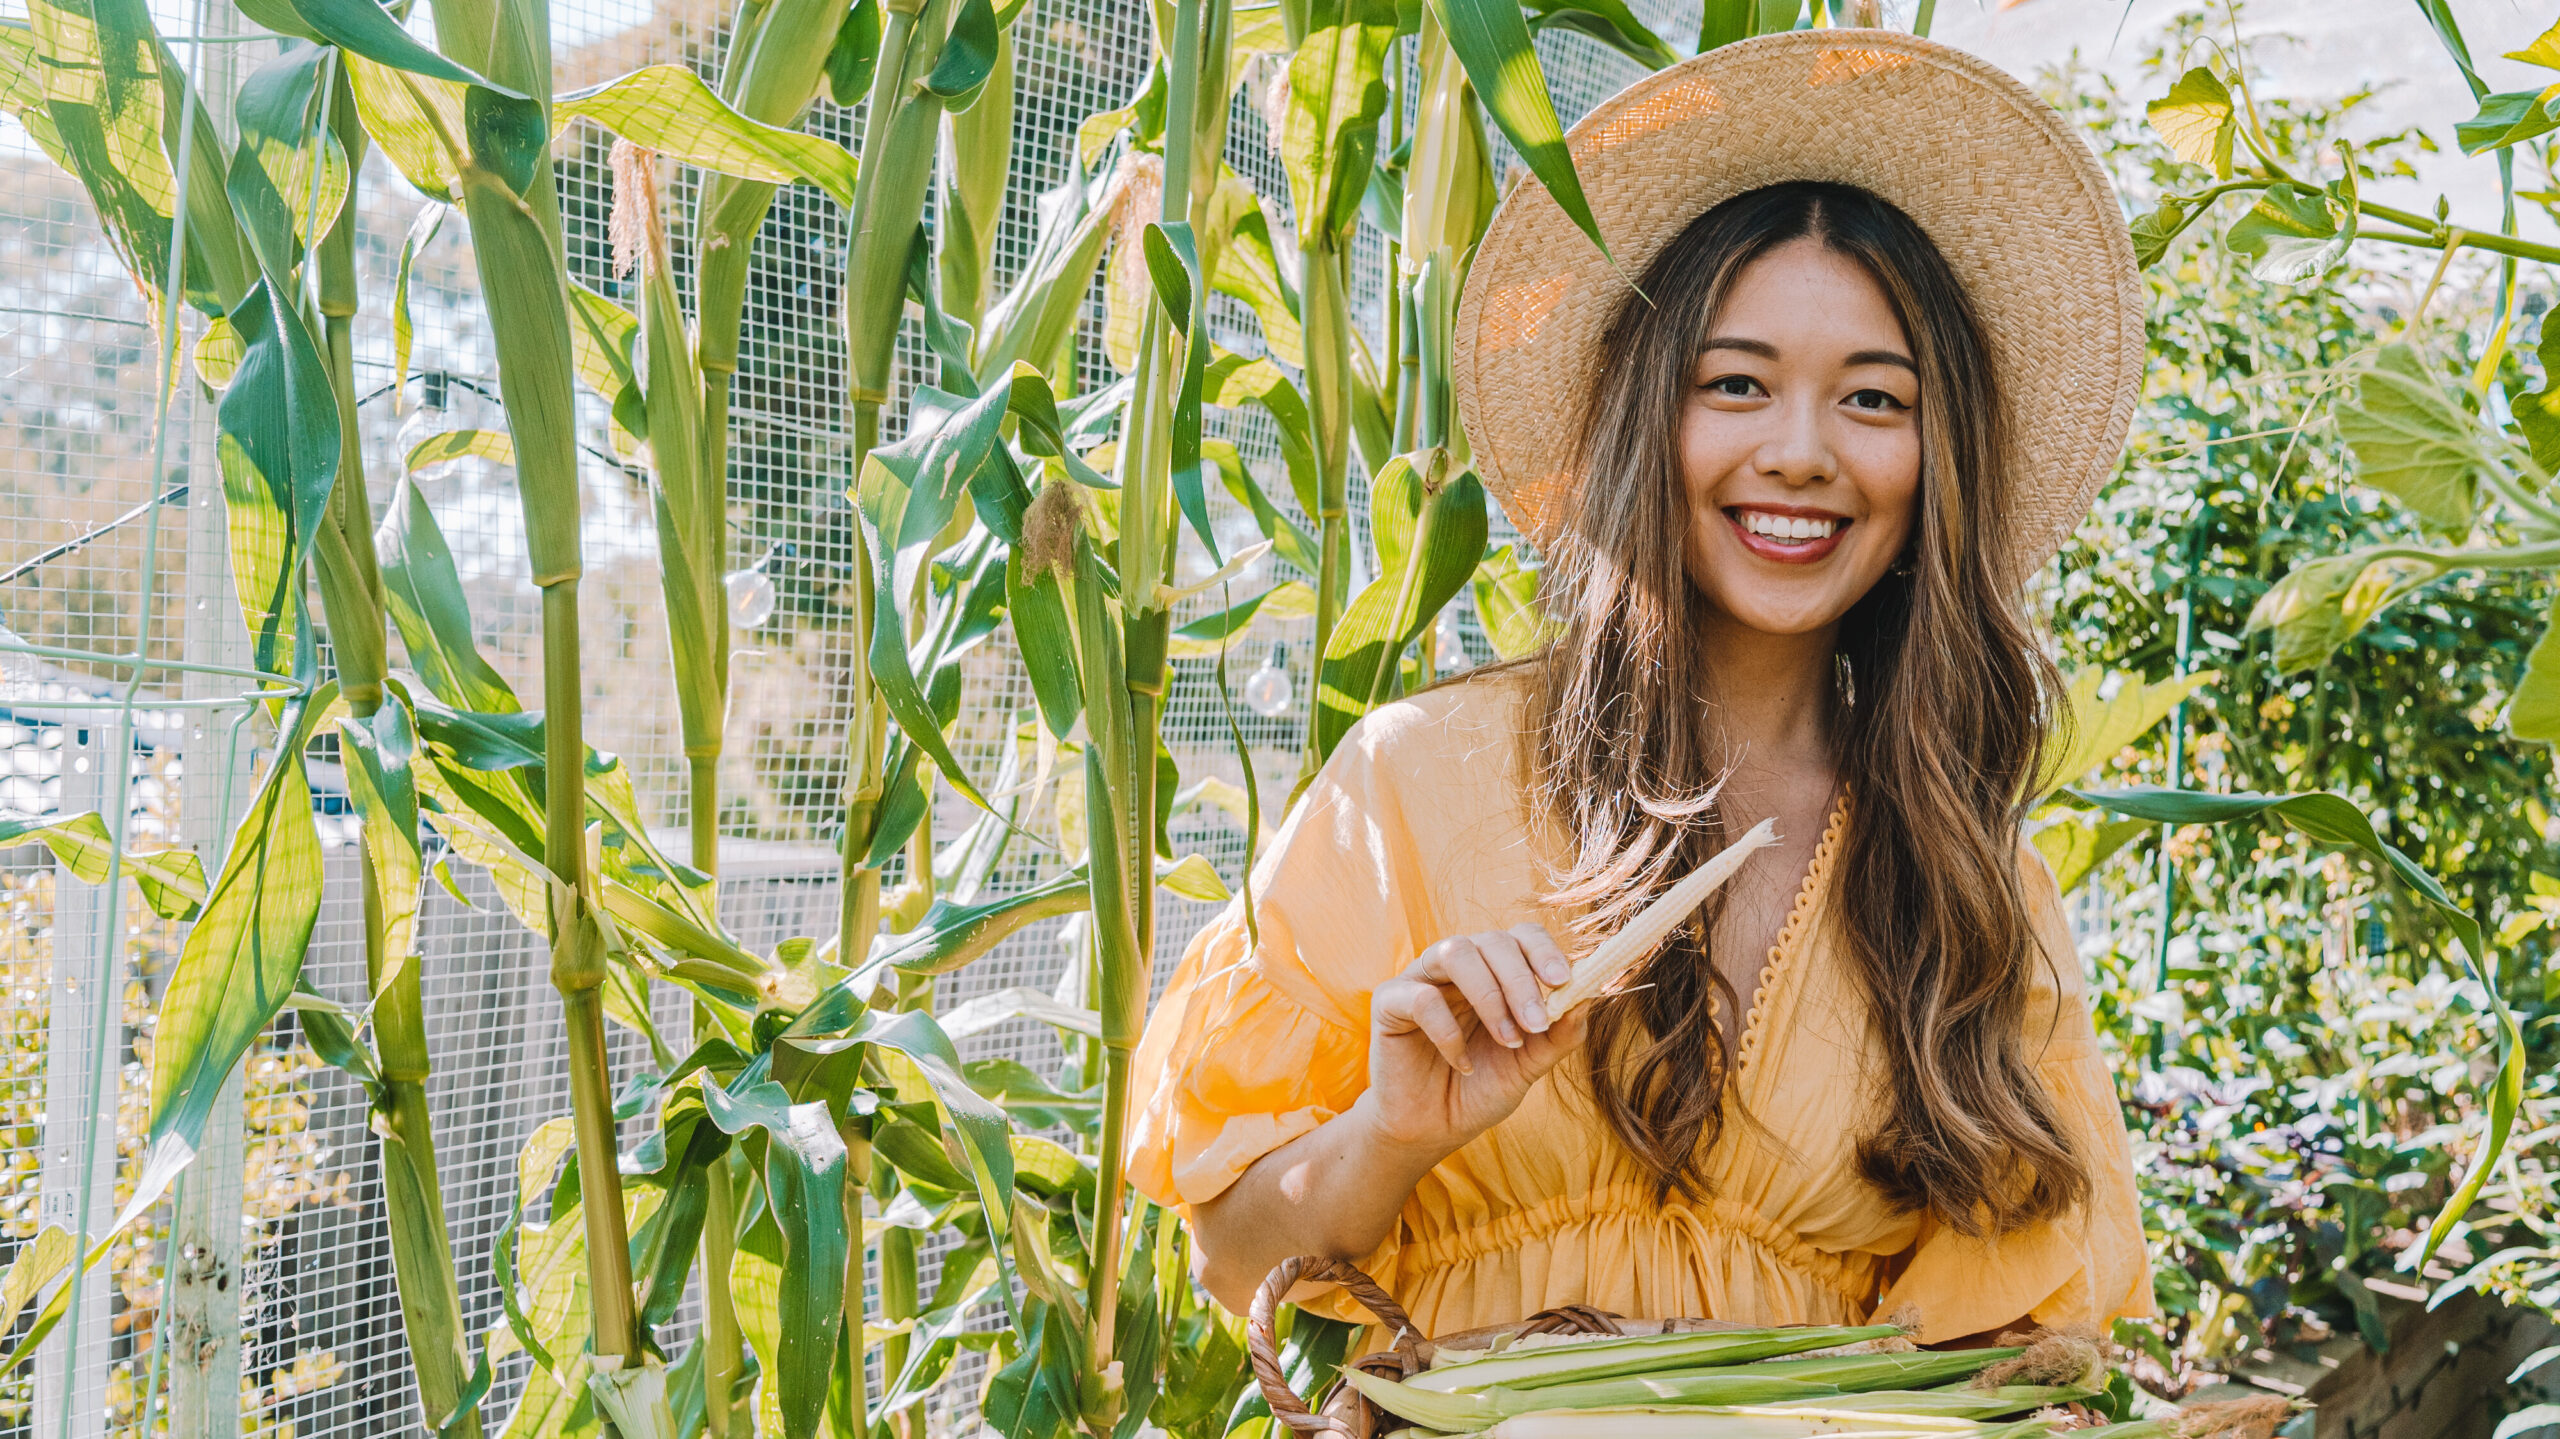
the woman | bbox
[1127,31,2154,1347]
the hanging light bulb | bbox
[1242,642,1293,717]
[397,370,455,479]
[725,566,777,631]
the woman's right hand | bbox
[1360,923,1591,1154]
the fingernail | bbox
[1497,1022,1521,1047]
[1522,1000,1550,1032]
[1539,960,1571,984]
[1455,1056,1476,1075]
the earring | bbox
[1890,552,1915,577]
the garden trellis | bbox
[0,0,2537,1431]
[0,0,1671,1430]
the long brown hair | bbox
[1524,181,2086,1236]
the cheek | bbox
[1851,429,1923,540]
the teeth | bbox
[1738,511,1839,542]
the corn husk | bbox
[1763,1387,2099,1419]
[1742,1351,2021,1389]
[1343,1368,1845,1432]
[1478,1407,2051,1438]
[1546,818,1782,1017]
[1412,1324,1900,1393]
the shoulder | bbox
[1333,666,1536,778]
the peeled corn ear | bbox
[1546,818,1782,1016]
[1413,1324,1901,1393]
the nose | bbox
[1750,391,1835,488]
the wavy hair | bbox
[1522,181,2086,1235]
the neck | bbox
[1697,609,1840,782]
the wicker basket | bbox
[1245,1257,1759,1438]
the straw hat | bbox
[1453,29,2143,575]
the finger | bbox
[1511,923,1575,989]
[1403,983,1475,1075]
[1406,937,1463,986]
[1517,1008,1590,1078]
[1437,939,1525,1049]
[1474,931,1553,1036]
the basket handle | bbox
[1247,1256,1420,1437]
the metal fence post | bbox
[35,719,112,1439]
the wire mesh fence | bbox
[0,0,1681,1429]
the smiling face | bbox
[1676,237,1921,638]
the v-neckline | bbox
[1729,793,1849,1083]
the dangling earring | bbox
[1889,551,1915,577]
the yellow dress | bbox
[1126,674,2155,1343]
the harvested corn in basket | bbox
[1246,1258,2297,1439]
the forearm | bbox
[1191,1093,1454,1313]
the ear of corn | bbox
[1412,1325,1903,1393]
[1479,1408,2055,1439]
[1547,817,1782,1015]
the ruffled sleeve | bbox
[1126,716,1442,1211]
[1871,845,2155,1342]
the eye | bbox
[1703,374,1765,399]
[1844,387,1908,413]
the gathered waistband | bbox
[1399,1182,1882,1308]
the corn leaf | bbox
[1143,220,1217,556]
[1282,0,1396,245]
[1521,0,1676,70]
[860,867,1090,977]
[21,0,187,308]
[1207,169,1303,367]
[1424,0,1607,258]
[342,55,466,203]
[1472,543,1554,661]
[2069,784,2520,1270]
[216,276,341,678]
[702,1079,846,1438]
[405,426,516,474]
[553,66,858,207]
[1315,453,1487,756]
[1208,353,1320,517]
[1204,440,1319,575]
[977,161,1118,381]
[920,0,998,101]
[0,810,205,919]
[337,699,425,983]
[149,685,336,1146]
[392,204,446,399]
[378,476,524,715]
[275,0,512,94]
[233,45,350,254]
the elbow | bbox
[1189,1202,1265,1315]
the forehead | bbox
[1700,240,1909,351]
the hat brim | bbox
[1453,30,2144,574]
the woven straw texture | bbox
[1454,29,2145,574]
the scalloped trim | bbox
[1732,793,1849,1081]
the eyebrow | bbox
[1698,337,1918,372]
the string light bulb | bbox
[395,370,455,479]
[1242,642,1293,717]
[725,566,777,631]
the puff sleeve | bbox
[1126,716,1444,1211]
[1870,847,2157,1342]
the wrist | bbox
[1345,1091,1467,1178]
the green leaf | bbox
[2029,814,2153,896]
[2129,195,2196,270]
[1424,0,1608,259]
[2032,667,2216,803]
[921,0,999,101]
[1521,0,1676,70]
[405,426,516,474]
[2224,181,2351,284]
[2337,345,2484,532]
[391,205,446,401]
[1167,580,1316,659]
[938,985,1104,1044]
[1470,543,1552,661]
[2145,66,2235,176]
[1143,220,1216,556]
[1315,453,1489,756]
[338,700,425,980]
[2071,785,2521,1270]
[217,277,342,679]
[2510,596,2560,742]
[861,868,1089,977]
[825,0,881,107]
[2457,83,2560,155]
[553,66,858,208]
[1283,0,1397,246]
[279,0,513,94]
[0,810,204,920]
[702,1080,846,1438]
[233,45,351,255]
[149,686,336,1147]
[1208,353,1320,518]
[1696,0,1750,51]
[378,477,523,715]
